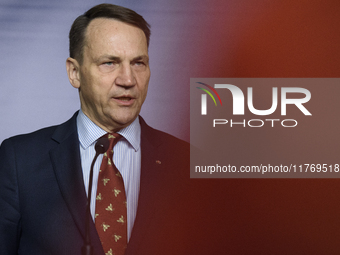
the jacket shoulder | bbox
[0,112,78,152]
[139,116,189,151]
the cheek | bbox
[140,83,149,98]
[139,73,150,100]
[143,84,149,97]
[83,74,110,99]
[139,88,148,106]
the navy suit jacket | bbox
[0,112,195,255]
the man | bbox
[0,4,195,255]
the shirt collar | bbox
[77,110,141,151]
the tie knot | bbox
[107,133,121,140]
[105,133,122,151]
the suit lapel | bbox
[126,117,164,253]
[49,113,104,254]
[49,114,87,237]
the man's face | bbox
[76,18,150,132]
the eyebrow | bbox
[95,54,149,63]
[95,55,121,63]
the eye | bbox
[134,61,146,66]
[98,61,118,73]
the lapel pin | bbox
[156,160,161,164]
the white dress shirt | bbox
[76,110,141,241]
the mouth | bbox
[113,95,136,105]
[117,96,132,101]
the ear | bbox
[66,57,81,89]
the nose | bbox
[115,63,136,88]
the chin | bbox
[113,114,138,127]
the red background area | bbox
[188,1,340,254]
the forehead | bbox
[84,18,148,56]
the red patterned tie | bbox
[95,133,127,255]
